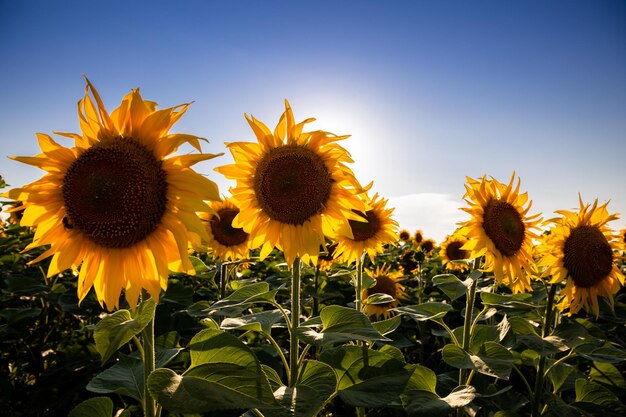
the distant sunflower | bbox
[459,173,541,293]
[317,241,339,271]
[334,193,398,263]
[201,199,250,261]
[3,79,221,310]
[620,228,626,252]
[398,230,411,242]
[440,234,469,271]
[215,101,366,265]
[413,230,424,244]
[361,265,406,319]
[539,198,624,317]
[420,239,435,254]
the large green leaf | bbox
[589,362,626,389]
[442,342,514,380]
[185,282,280,318]
[574,379,620,406]
[147,329,277,413]
[321,346,410,407]
[93,298,156,363]
[68,397,114,417]
[392,302,454,321]
[575,341,626,363]
[87,349,182,401]
[220,310,285,334]
[480,292,536,311]
[372,315,402,336]
[432,274,470,301]
[296,305,389,345]
[404,386,477,417]
[263,360,338,417]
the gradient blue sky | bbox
[1,0,625,241]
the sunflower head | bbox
[538,197,624,317]
[440,234,470,271]
[334,193,399,263]
[215,100,366,265]
[459,173,541,293]
[420,239,435,254]
[361,265,406,319]
[3,78,222,310]
[200,198,250,261]
[399,230,411,242]
[620,228,626,252]
[317,241,339,271]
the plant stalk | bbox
[531,284,557,417]
[355,254,365,312]
[289,258,301,387]
[141,290,156,417]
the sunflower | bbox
[200,198,250,261]
[215,100,366,265]
[420,239,435,254]
[398,229,411,242]
[538,198,624,317]
[459,173,541,293]
[317,241,339,271]
[361,265,406,319]
[619,228,626,252]
[334,193,398,263]
[413,230,424,244]
[440,234,470,271]
[2,79,222,310]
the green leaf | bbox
[321,345,410,407]
[547,362,577,393]
[575,379,619,406]
[405,364,437,393]
[220,310,285,334]
[589,362,626,390]
[442,342,514,380]
[87,349,181,401]
[372,315,402,336]
[87,355,143,401]
[190,256,211,273]
[379,345,406,364]
[296,305,389,345]
[68,397,114,417]
[265,360,338,417]
[93,298,156,363]
[480,292,536,310]
[392,302,454,321]
[404,386,476,417]
[432,274,470,301]
[575,341,626,363]
[365,293,396,305]
[148,329,277,412]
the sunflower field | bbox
[1,80,625,417]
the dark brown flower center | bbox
[210,208,248,247]
[367,274,398,307]
[348,209,381,241]
[62,137,167,248]
[563,225,613,288]
[446,241,468,261]
[399,230,410,241]
[482,200,525,257]
[414,231,423,244]
[253,145,332,225]
[420,240,434,253]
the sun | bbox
[3,78,222,310]
[539,197,624,317]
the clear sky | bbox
[1,0,625,241]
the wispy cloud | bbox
[388,193,468,243]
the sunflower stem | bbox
[219,262,228,300]
[531,284,558,417]
[355,254,365,312]
[141,290,157,417]
[289,258,301,387]
[458,259,479,416]
[313,264,321,317]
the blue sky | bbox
[1,0,625,241]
